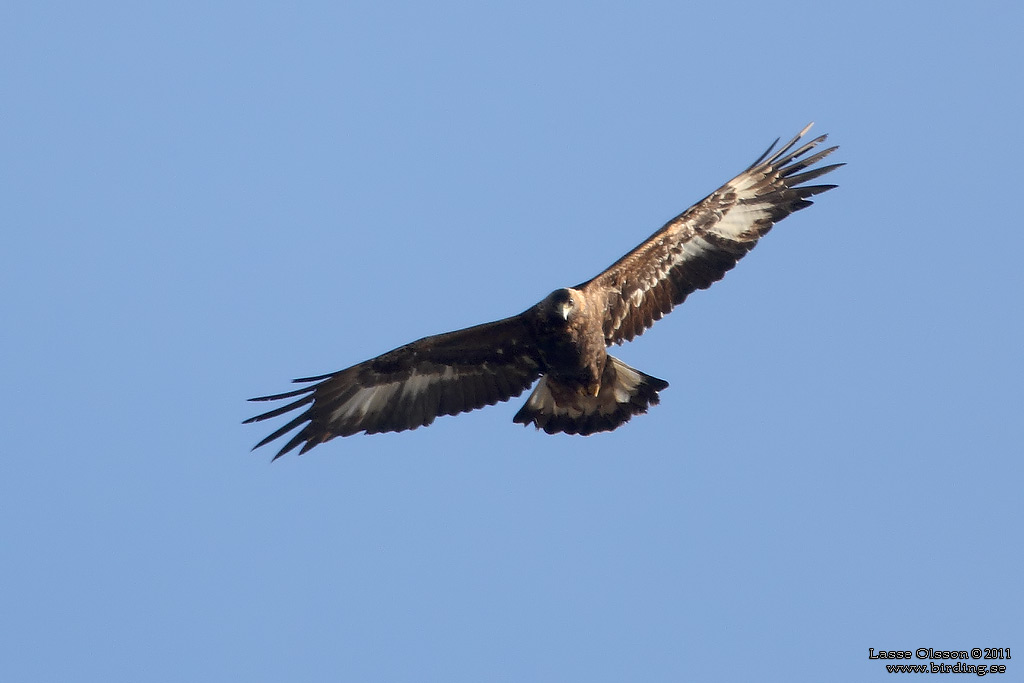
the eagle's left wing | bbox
[245,315,542,459]
[579,123,841,346]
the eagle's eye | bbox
[551,289,574,306]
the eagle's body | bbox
[247,124,842,458]
[515,287,668,436]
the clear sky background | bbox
[3,2,1022,681]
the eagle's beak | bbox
[559,302,571,321]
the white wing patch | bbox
[330,383,399,422]
[329,366,458,423]
[713,198,773,240]
[400,366,456,401]
[681,234,715,259]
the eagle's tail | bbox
[513,356,668,435]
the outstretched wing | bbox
[245,315,542,459]
[580,123,842,345]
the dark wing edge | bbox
[579,123,842,346]
[244,315,542,459]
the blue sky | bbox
[3,1,1022,681]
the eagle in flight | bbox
[246,124,841,458]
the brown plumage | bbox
[246,124,841,458]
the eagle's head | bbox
[542,288,580,323]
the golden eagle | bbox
[246,124,841,458]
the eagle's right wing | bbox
[245,315,542,459]
[580,123,841,346]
